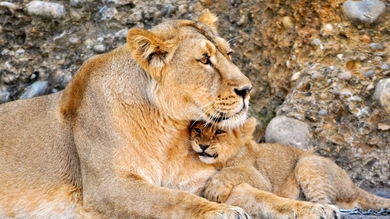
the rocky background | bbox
[1,0,389,194]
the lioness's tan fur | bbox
[0,11,254,218]
[1,10,353,219]
[190,117,390,216]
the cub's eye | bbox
[198,54,212,65]
[194,128,201,134]
[215,129,225,135]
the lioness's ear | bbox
[127,28,173,79]
[241,117,257,140]
[197,9,218,32]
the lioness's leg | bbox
[81,173,250,219]
[225,183,340,219]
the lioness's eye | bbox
[198,54,212,65]
[215,129,224,135]
[194,128,201,134]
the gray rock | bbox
[1,87,10,103]
[93,44,106,53]
[20,81,48,100]
[338,71,352,80]
[369,43,384,51]
[26,1,66,20]
[343,0,386,25]
[70,0,86,8]
[265,116,312,150]
[373,78,390,114]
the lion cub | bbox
[190,117,390,211]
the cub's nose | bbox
[199,144,209,151]
[234,86,252,98]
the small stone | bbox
[381,64,389,70]
[369,43,384,51]
[0,87,10,103]
[361,34,370,43]
[311,71,324,79]
[338,71,352,80]
[311,38,322,48]
[320,23,333,37]
[16,49,25,54]
[373,79,390,114]
[115,28,128,39]
[20,81,48,99]
[282,16,294,29]
[26,1,66,20]
[318,110,327,116]
[70,0,86,7]
[93,44,106,53]
[342,0,386,25]
[265,116,311,150]
[237,15,248,26]
[0,2,18,13]
[68,37,80,45]
[364,70,374,78]
[378,123,390,130]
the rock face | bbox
[0,0,389,188]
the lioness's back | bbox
[0,92,81,218]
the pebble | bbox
[338,71,352,80]
[26,1,66,20]
[318,109,328,116]
[0,1,18,13]
[364,70,374,78]
[265,116,312,151]
[282,16,294,29]
[93,44,106,53]
[20,81,48,100]
[0,87,10,103]
[369,43,384,51]
[115,28,128,39]
[381,64,389,70]
[70,0,86,8]
[342,0,386,25]
[311,71,324,79]
[68,37,80,45]
[373,78,390,114]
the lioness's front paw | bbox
[203,205,251,219]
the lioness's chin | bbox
[211,111,248,129]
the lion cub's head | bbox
[189,117,257,164]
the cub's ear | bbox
[127,28,173,79]
[197,9,218,32]
[241,117,257,140]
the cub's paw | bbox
[277,202,340,219]
[203,205,251,219]
[202,178,234,203]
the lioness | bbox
[1,10,336,219]
[190,117,390,214]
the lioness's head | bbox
[126,10,252,128]
[189,117,257,164]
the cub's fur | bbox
[190,117,390,213]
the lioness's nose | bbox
[234,86,252,98]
